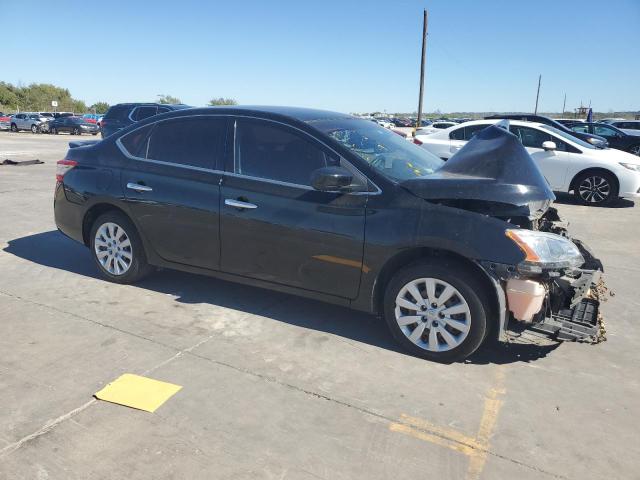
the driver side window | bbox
[235,119,338,186]
[593,125,617,138]
[510,126,567,152]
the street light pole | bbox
[534,74,542,114]
[416,9,428,129]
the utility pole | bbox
[416,9,428,130]
[534,74,542,114]
[562,93,566,115]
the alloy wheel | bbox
[94,222,133,275]
[31,125,37,133]
[394,278,471,352]
[578,176,611,203]
[630,145,640,156]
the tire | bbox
[90,211,153,284]
[573,170,618,206]
[73,127,80,135]
[92,132,98,136]
[10,123,17,132]
[628,144,640,156]
[52,127,58,135]
[383,258,489,363]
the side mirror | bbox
[310,166,353,192]
[542,141,557,151]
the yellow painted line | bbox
[465,366,507,480]
[389,365,508,480]
[389,422,475,456]
[398,414,480,449]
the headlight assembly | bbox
[506,229,584,273]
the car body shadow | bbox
[5,230,558,365]
[554,192,635,208]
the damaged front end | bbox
[402,122,608,344]
[500,207,607,343]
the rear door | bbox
[219,117,368,298]
[119,115,228,270]
[448,124,488,157]
[15,114,26,129]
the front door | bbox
[220,118,367,299]
[120,116,228,270]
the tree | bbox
[208,97,237,106]
[157,94,182,104]
[90,102,110,114]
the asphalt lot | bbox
[1,131,639,480]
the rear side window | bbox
[133,106,158,121]
[104,105,131,120]
[120,124,153,158]
[145,117,226,170]
[235,119,334,186]
[449,125,487,141]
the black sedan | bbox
[53,106,603,362]
[50,116,100,135]
[567,122,640,156]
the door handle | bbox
[127,182,153,192]
[225,198,257,209]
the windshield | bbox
[539,125,596,149]
[311,118,443,181]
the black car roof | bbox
[112,103,190,109]
[167,105,353,123]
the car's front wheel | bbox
[573,171,618,206]
[90,212,152,284]
[383,258,489,362]
[628,144,640,156]
[10,123,17,132]
[31,124,38,134]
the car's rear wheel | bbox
[573,171,618,206]
[383,258,488,362]
[90,212,152,284]
[72,127,80,135]
[629,144,640,156]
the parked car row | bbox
[414,119,640,206]
[1,111,102,135]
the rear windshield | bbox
[104,105,132,120]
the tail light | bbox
[413,138,423,145]
[56,159,77,182]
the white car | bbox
[414,121,457,136]
[375,119,395,129]
[416,119,640,206]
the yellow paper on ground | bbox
[95,373,182,413]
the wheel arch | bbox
[372,247,501,337]
[82,203,131,246]
[568,167,619,194]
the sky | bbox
[2,0,638,113]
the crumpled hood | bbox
[402,124,556,219]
